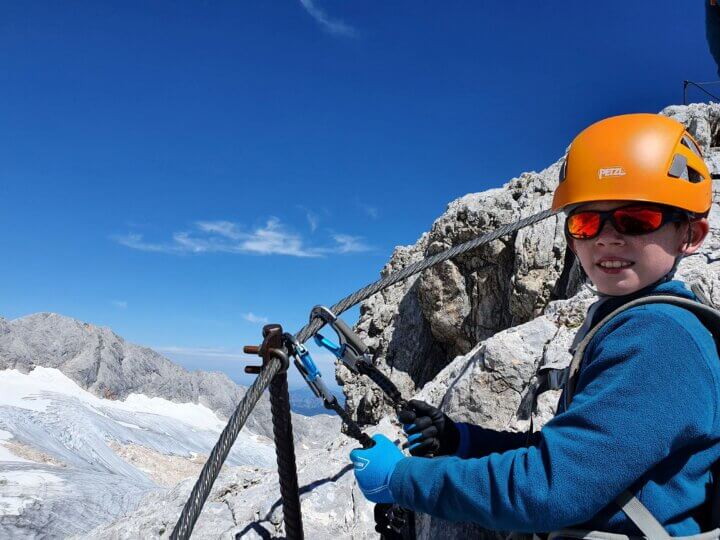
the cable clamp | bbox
[243,324,290,374]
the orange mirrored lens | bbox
[613,207,663,234]
[566,205,668,239]
[567,212,600,239]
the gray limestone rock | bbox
[78,425,398,539]
[344,161,571,425]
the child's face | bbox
[568,201,708,296]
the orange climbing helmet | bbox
[552,113,712,215]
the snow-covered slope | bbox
[0,367,275,539]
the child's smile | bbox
[569,201,696,296]
[595,256,634,274]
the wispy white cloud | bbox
[114,217,372,257]
[111,300,128,309]
[296,204,324,233]
[113,233,175,253]
[331,234,372,254]
[299,0,357,37]
[242,312,269,324]
[196,220,242,240]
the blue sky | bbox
[1,2,718,391]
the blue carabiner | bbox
[313,333,344,359]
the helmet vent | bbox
[687,166,703,184]
[558,160,567,183]
[668,153,704,183]
[668,154,688,179]
[681,135,703,157]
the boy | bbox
[349,113,720,537]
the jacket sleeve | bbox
[454,422,540,458]
[388,308,718,531]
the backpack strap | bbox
[564,294,720,408]
[563,294,720,537]
[615,490,671,539]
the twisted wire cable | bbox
[324,398,374,448]
[171,206,558,539]
[170,357,282,540]
[295,208,558,344]
[269,371,304,539]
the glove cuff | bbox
[438,414,460,455]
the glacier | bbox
[0,366,275,539]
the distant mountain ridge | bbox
[0,311,340,442]
[0,312,244,419]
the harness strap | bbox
[561,294,720,537]
[615,490,671,540]
[565,294,720,408]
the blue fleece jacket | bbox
[388,280,720,535]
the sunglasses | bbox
[566,204,687,240]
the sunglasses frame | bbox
[565,203,688,240]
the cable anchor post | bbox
[244,324,304,540]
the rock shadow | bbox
[234,463,353,539]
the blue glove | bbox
[349,434,405,504]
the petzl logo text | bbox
[598,167,626,179]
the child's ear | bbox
[680,219,710,255]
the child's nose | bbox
[595,219,625,245]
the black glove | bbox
[373,503,408,539]
[397,399,460,457]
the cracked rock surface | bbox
[343,159,573,426]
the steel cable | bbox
[171,357,282,540]
[295,207,558,343]
[269,371,304,539]
[172,206,558,538]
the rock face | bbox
[80,428,390,540]
[343,156,573,426]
